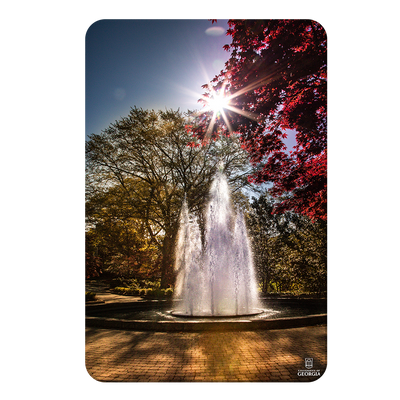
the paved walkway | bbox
[86,280,139,303]
[85,325,327,382]
[88,292,142,303]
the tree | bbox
[191,20,327,221]
[247,193,293,292]
[248,192,327,294]
[86,107,254,287]
[85,231,103,279]
[85,184,162,281]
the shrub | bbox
[149,288,163,298]
[113,287,128,295]
[85,291,97,301]
[141,280,160,290]
[113,286,172,298]
[125,279,140,290]
[110,278,128,289]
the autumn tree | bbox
[191,20,327,221]
[86,107,254,287]
[85,183,162,281]
[85,232,103,279]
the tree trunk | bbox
[160,215,180,288]
[160,237,170,288]
[263,275,267,293]
[160,233,177,289]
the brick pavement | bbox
[85,325,327,382]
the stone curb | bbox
[85,313,327,332]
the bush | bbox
[126,288,135,295]
[110,278,128,289]
[85,291,97,301]
[112,287,143,296]
[126,279,140,290]
[140,280,161,290]
[113,287,128,295]
[112,286,173,298]
[148,288,163,298]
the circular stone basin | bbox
[170,309,264,318]
[86,298,327,331]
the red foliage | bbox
[191,20,327,221]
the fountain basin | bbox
[171,309,263,318]
[86,298,327,331]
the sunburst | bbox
[198,82,260,139]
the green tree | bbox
[86,107,254,287]
[248,192,327,294]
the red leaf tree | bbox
[190,20,327,221]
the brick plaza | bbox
[86,325,327,382]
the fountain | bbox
[86,166,327,331]
[172,166,261,317]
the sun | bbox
[196,81,260,139]
[207,92,230,114]
[199,87,233,137]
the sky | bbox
[86,19,232,139]
[85,19,298,150]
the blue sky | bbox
[85,19,299,152]
[86,19,231,139]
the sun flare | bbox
[194,81,261,139]
[207,92,230,114]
